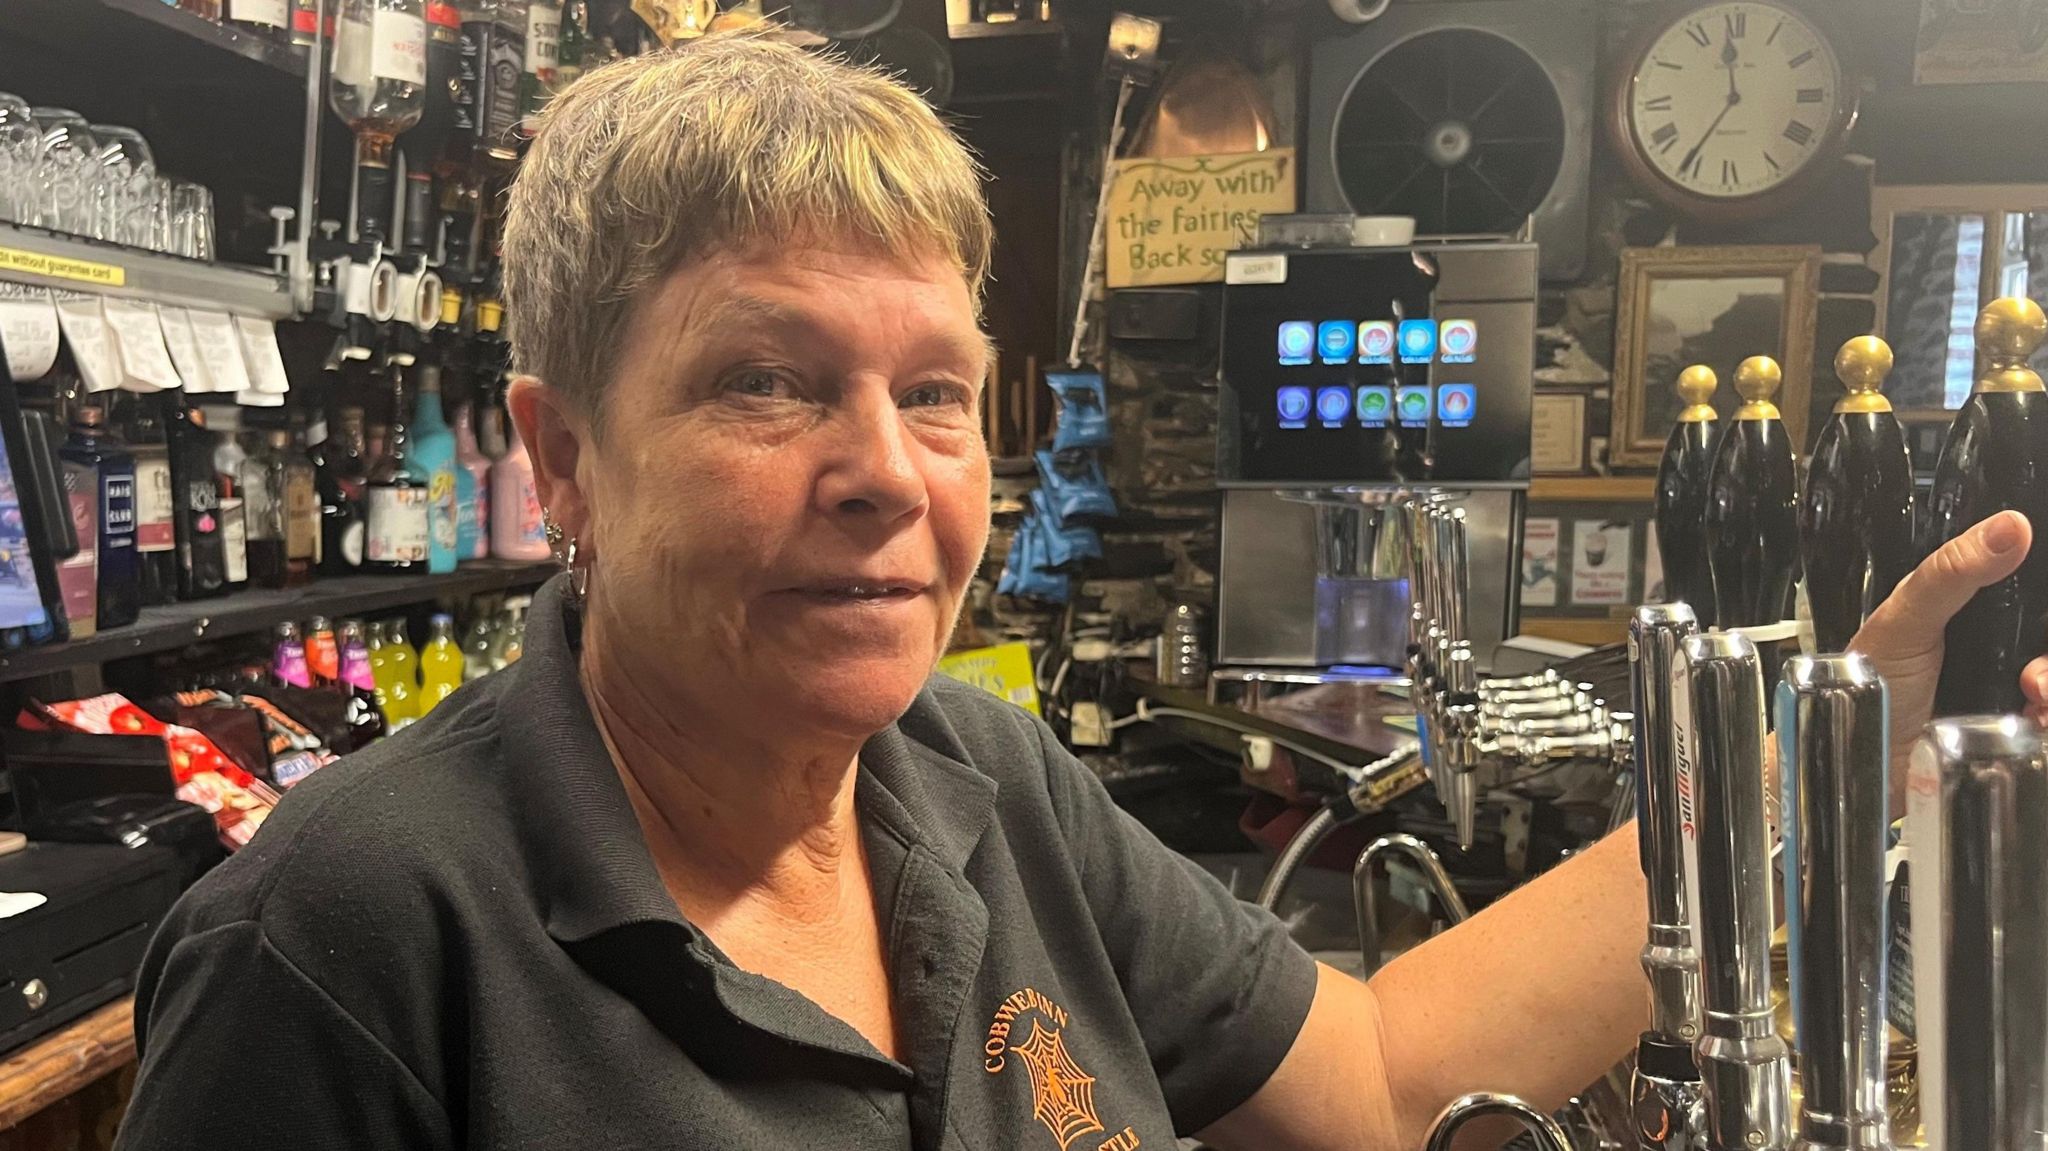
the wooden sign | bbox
[1104,149,1295,289]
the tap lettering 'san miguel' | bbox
[1655,365,1721,627]
[1705,356,1801,702]
[1801,336,1916,654]
[1929,297,2048,716]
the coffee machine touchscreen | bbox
[1218,246,1533,488]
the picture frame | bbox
[1608,245,1822,469]
[1530,389,1592,475]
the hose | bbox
[1257,804,1347,912]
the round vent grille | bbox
[1332,28,1567,238]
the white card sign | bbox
[53,293,122,392]
[157,307,213,393]
[234,316,292,394]
[101,298,181,392]
[186,310,252,393]
[0,281,60,383]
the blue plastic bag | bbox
[1048,371,1113,453]
[1031,489,1103,570]
[1035,449,1119,523]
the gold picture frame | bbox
[1608,245,1822,469]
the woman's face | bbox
[548,245,992,743]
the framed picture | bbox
[1608,245,1822,469]
[1530,389,1591,475]
[1518,477,1656,646]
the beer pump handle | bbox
[1442,507,1480,847]
[1778,653,1890,1151]
[1801,337,1916,654]
[1706,356,1801,632]
[1630,605,1703,1048]
[1677,631,1792,1151]
[1930,297,2048,717]
[1655,365,1722,627]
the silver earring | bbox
[542,511,588,602]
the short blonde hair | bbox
[502,34,993,414]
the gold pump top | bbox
[1833,335,1895,414]
[1675,364,1719,423]
[1733,355,1783,421]
[1973,296,2047,395]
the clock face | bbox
[1628,1,1843,200]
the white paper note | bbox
[157,307,213,393]
[236,388,285,407]
[53,293,123,392]
[186,309,252,393]
[0,282,61,383]
[102,298,181,392]
[234,315,292,394]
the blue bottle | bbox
[59,406,139,628]
[409,363,460,575]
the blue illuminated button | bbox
[1277,386,1311,425]
[1356,385,1393,426]
[1439,319,1477,363]
[1316,386,1351,425]
[1438,383,1477,428]
[1396,385,1431,427]
[1398,319,1437,363]
[1316,321,1356,364]
[1358,321,1396,364]
[1277,321,1314,365]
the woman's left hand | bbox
[1848,509,2033,805]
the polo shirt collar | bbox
[500,576,998,945]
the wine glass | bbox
[168,180,214,261]
[0,94,39,224]
[91,124,160,249]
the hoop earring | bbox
[542,511,589,603]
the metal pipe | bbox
[1352,833,1470,976]
[1255,805,1346,912]
[291,0,328,312]
[1906,715,2048,1151]
[1778,653,1892,1151]
[1423,1093,1574,1151]
[1678,631,1792,1151]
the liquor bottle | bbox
[306,615,341,686]
[212,412,250,594]
[490,414,545,560]
[1653,364,1720,627]
[273,620,313,689]
[521,0,560,122]
[292,0,336,46]
[55,439,99,639]
[1800,336,1916,654]
[455,0,525,171]
[225,0,292,43]
[364,363,431,572]
[329,0,428,246]
[318,404,370,575]
[1704,355,1799,695]
[239,425,287,589]
[398,0,464,257]
[280,428,320,584]
[60,406,139,629]
[384,616,422,724]
[1930,297,2048,716]
[180,0,223,22]
[453,400,491,558]
[554,0,586,92]
[337,618,388,748]
[120,395,179,606]
[367,422,389,463]
[165,396,227,599]
[411,363,460,574]
[419,611,463,711]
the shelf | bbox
[0,562,554,684]
[0,225,295,321]
[949,20,1063,39]
[8,0,305,79]
[91,0,308,77]
[0,997,134,1132]
[1526,476,1657,503]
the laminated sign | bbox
[1104,149,1294,289]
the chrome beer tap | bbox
[1424,1093,1575,1151]
[1778,654,1893,1151]
[1906,716,2048,1151]
[1678,631,1793,1151]
[1631,603,1706,1151]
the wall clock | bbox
[1609,1,1858,223]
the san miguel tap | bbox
[1801,338,1916,655]
[1929,297,2048,716]
[1630,604,1705,1150]
[1656,365,1722,629]
[1906,716,2048,1151]
[1777,654,1892,1151]
[1705,356,1801,701]
[1677,631,1793,1151]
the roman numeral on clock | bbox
[1764,152,1782,173]
[1687,21,1711,46]
[1722,159,1739,186]
[1643,94,1674,112]
[1725,10,1746,38]
[1797,87,1826,103]
[1767,18,1784,44]
[1681,150,1704,180]
[1789,48,1814,67]
[1783,120,1814,146]
[1652,123,1680,152]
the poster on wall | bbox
[1522,517,1561,608]
[1104,150,1296,289]
[1570,519,1633,606]
[1914,0,2048,84]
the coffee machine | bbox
[1213,240,1538,674]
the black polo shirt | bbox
[118,578,1318,1151]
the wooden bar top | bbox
[0,998,136,1131]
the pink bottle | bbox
[453,403,493,560]
[490,429,550,561]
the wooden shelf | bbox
[1527,476,1657,502]
[0,997,134,1133]
[0,562,554,684]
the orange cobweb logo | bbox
[984,987,1109,1150]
